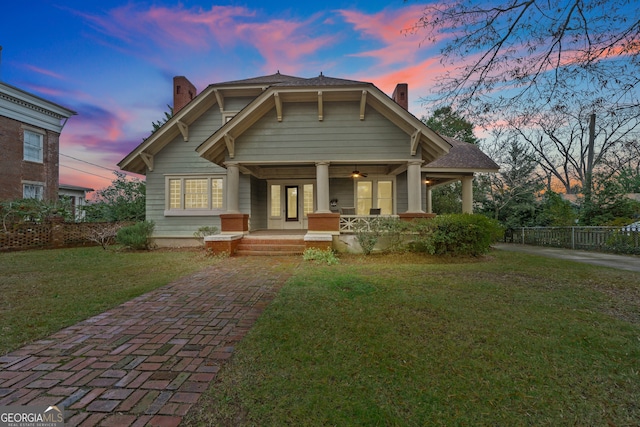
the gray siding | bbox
[146,107,227,238]
[329,178,356,212]
[250,176,267,230]
[233,102,411,162]
[396,172,408,213]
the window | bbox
[355,179,393,215]
[270,185,281,217]
[356,181,372,215]
[23,183,44,200]
[377,181,393,215]
[222,112,238,124]
[166,176,224,214]
[303,184,314,217]
[24,130,43,163]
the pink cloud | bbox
[20,64,66,80]
[234,15,336,73]
[75,4,334,73]
[338,5,439,67]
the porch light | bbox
[351,168,367,178]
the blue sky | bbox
[1,0,449,191]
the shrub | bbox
[604,231,640,255]
[86,222,125,250]
[353,219,381,255]
[303,247,339,265]
[194,226,219,246]
[408,214,503,256]
[116,221,155,250]
[1,198,73,230]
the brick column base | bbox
[220,213,249,233]
[204,234,243,255]
[304,233,333,251]
[307,213,340,233]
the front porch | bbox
[205,213,437,255]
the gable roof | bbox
[195,74,452,166]
[119,72,453,174]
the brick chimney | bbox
[173,76,197,113]
[392,83,408,110]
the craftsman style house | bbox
[119,73,498,250]
[0,81,76,202]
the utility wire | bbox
[60,153,115,171]
[60,152,140,178]
[60,164,113,181]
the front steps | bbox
[235,235,306,256]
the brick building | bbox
[0,81,76,202]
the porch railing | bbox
[339,215,399,233]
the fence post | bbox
[49,216,65,249]
[571,227,575,250]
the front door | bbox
[268,181,314,230]
[284,186,299,227]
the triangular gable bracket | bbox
[410,129,421,156]
[177,120,189,142]
[274,92,283,122]
[214,90,224,112]
[360,90,367,120]
[140,152,154,172]
[224,133,235,159]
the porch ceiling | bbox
[238,162,408,180]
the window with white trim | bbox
[355,179,394,215]
[166,176,225,214]
[24,130,43,163]
[23,183,44,200]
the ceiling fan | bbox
[350,167,368,178]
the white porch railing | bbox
[339,215,399,233]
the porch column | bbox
[407,160,424,213]
[315,161,331,213]
[461,175,473,214]
[225,162,240,213]
[426,185,433,214]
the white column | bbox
[426,186,433,214]
[407,160,424,213]
[225,162,240,213]
[315,161,331,213]
[461,175,473,214]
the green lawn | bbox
[0,246,214,354]
[184,250,640,426]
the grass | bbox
[0,246,214,354]
[183,250,640,427]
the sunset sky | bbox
[1,0,452,193]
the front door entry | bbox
[268,181,314,230]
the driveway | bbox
[494,243,640,273]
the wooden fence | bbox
[0,219,128,251]
[506,226,640,252]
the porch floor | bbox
[247,229,307,238]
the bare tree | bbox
[508,99,640,194]
[410,0,640,116]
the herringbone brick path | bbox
[0,257,295,426]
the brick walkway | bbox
[0,257,295,426]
